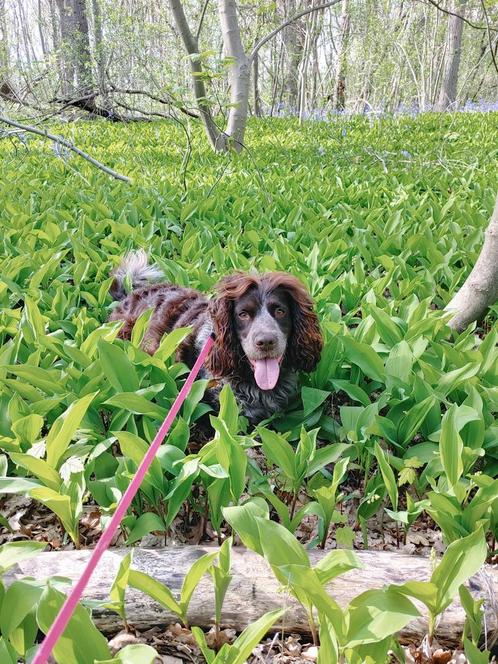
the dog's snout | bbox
[255,334,277,351]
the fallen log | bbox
[7,546,498,647]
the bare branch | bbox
[480,0,498,75]
[105,81,200,119]
[423,0,498,32]
[0,115,131,183]
[249,0,342,63]
[196,0,211,41]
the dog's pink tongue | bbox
[253,358,280,390]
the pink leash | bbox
[32,333,215,664]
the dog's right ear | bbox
[206,273,256,378]
[206,296,239,377]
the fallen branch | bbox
[7,546,498,647]
[0,115,131,183]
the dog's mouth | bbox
[249,356,283,391]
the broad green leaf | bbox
[224,608,285,664]
[179,550,218,616]
[10,453,61,491]
[36,585,111,664]
[302,387,330,417]
[346,586,419,647]
[0,540,46,573]
[432,527,487,614]
[98,340,139,392]
[128,570,181,616]
[46,392,97,468]
[342,336,385,382]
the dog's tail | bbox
[110,250,163,300]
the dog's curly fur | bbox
[109,251,322,422]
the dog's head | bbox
[206,272,322,389]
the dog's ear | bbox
[206,273,254,377]
[206,295,239,377]
[272,274,323,372]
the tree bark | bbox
[333,0,349,111]
[7,546,498,647]
[218,0,250,152]
[446,194,498,331]
[169,0,223,151]
[55,0,93,96]
[0,0,16,100]
[435,0,466,111]
[277,0,304,111]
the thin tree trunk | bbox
[333,0,349,111]
[218,0,250,151]
[446,195,498,331]
[253,50,262,117]
[435,0,466,111]
[169,0,223,151]
[92,0,108,106]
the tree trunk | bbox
[446,194,498,331]
[169,0,223,151]
[333,0,349,111]
[435,0,466,111]
[55,0,93,96]
[0,0,16,100]
[278,0,304,112]
[8,546,498,647]
[253,50,262,117]
[218,0,250,152]
[92,0,107,105]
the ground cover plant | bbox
[0,112,497,663]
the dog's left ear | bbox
[279,276,323,372]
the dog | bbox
[109,251,322,423]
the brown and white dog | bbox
[109,251,322,422]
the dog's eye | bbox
[275,307,286,318]
[238,311,250,320]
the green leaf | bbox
[258,427,296,481]
[224,608,285,664]
[374,442,398,511]
[368,305,403,347]
[0,541,46,574]
[98,340,139,392]
[128,570,181,617]
[342,336,385,382]
[104,393,166,419]
[10,453,62,491]
[126,513,166,545]
[179,550,218,618]
[439,404,464,490]
[223,499,269,555]
[302,387,330,417]
[432,527,487,614]
[96,644,159,664]
[346,586,419,647]
[46,392,97,469]
[36,585,111,664]
[113,431,164,492]
[314,549,361,585]
[105,552,133,622]
[0,579,43,644]
[29,488,77,543]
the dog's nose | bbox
[255,335,276,352]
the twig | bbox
[0,115,131,183]
[250,0,342,63]
[423,0,498,32]
[196,0,211,41]
[480,0,498,75]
